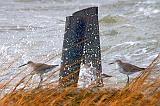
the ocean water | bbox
[0,0,159,88]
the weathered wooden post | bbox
[73,7,103,86]
[59,16,85,87]
[59,7,103,87]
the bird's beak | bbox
[108,62,114,65]
[101,73,112,78]
[18,63,28,68]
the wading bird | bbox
[19,61,59,87]
[109,60,145,84]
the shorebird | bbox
[109,60,145,84]
[83,63,112,78]
[19,61,59,87]
[82,63,112,86]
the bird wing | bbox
[34,63,58,72]
[122,63,145,72]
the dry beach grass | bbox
[0,54,159,106]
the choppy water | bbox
[0,0,160,88]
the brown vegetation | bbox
[0,54,159,106]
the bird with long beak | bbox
[109,60,145,84]
[19,61,59,87]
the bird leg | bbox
[127,75,130,85]
[96,73,104,87]
[38,74,43,88]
